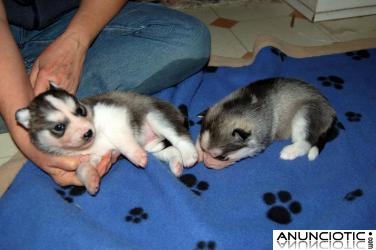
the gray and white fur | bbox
[198,77,336,169]
[16,87,198,194]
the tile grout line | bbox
[209,6,250,57]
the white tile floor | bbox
[182,0,376,59]
[1,0,376,165]
[0,133,18,165]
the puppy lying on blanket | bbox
[16,86,198,194]
[197,77,337,169]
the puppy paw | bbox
[76,164,100,195]
[85,173,100,195]
[179,141,198,167]
[144,139,165,153]
[128,148,148,168]
[175,140,198,167]
[81,169,100,195]
[152,146,185,176]
[280,142,310,160]
[169,160,184,177]
[308,146,319,161]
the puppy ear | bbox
[15,108,31,129]
[49,80,59,90]
[232,128,251,141]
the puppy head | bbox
[16,87,95,154]
[199,106,267,169]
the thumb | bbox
[96,151,112,177]
[29,61,56,95]
[49,154,90,172]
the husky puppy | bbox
[16,86,198,194]
[198,77,336,169]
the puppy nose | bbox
[83,129,93,140]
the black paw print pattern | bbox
[271,47,287,61]
[179,174,209,196]
[263,191,302,225]
[345,50,370,61]
[345,111,362,122]
[195,241,216,250]
[317,75,345,89]
[125,207,148,224]
[344,189,363,201]
[55,186,86,203]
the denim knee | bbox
[77,3,211,97]
[111,2,211,60]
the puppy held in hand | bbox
[197,77,337,169]
[16,85,198,194]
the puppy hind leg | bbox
[280,107,316,161]
[144,139,168,153]
[146,112,198,167]
[76,163,100,195]
[121,143,148,168]
[152,147,184,177]
[108,131,148,168]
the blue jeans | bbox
[11,2,211,98]
[0,2,210,133]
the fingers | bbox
[30,64,57,96]
[110,151,121,164]
[97,150,121,177]
[28,36,85,95]
[49,154,89,172]
[50,169,83,187]
[96,151,112,177]
[39,160,82,186]
[39,154,90,186]
[52,151,116,188]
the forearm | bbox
[0,5,34,133]
[0,2,111,187]
[0,3,42,163]
[63,0,128,49]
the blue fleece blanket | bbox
[1,47,375,249]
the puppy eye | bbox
[54,123,65,132]
[76,106,87,117]
[214,155,228,161]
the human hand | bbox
[25,148,115,187]
[29,32,88,95]
[52,151,115,187]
